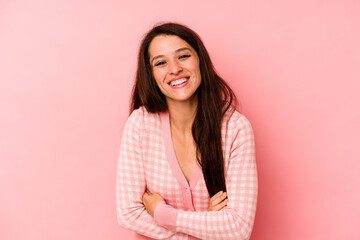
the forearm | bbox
[154,197,256,240]
[117,200,176,239]
[177,208,255,240]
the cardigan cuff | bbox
[153,201,178,231]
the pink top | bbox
[116,106,258,240]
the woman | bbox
[116,22,257,240]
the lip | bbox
[167,76,189,85]
[169,79,189,89]
[168,76,190,89]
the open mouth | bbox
[169,77,189,86]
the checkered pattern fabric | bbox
[116,106,257,240]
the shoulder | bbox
[126,106,162,131]
[221,106,255,148]
[223,106,254,133]
[127,106,159,122]
[222,108,256,165]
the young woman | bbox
[116,22,258,240]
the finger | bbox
[213,199,229,211]
[143,191,150,200]
[209,191,226,204]
[217,203,227,211]
[209,191,223,201]
[213,198,229,211]
[210,192,227,206]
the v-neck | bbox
[160,111,202,190]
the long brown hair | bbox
[130,22,236,197]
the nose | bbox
[169,60,182,75]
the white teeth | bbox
[169,78,188,86]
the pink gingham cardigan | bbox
[116,106,257,240]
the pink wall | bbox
[1,0,359,239]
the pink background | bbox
[1,0,359,239]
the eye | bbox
[179,54,191,60]
[154,61,166,67]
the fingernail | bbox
[219,191,223,195]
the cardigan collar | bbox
[160,111,203,190]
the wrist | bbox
[153,201,178,231]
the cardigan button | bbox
[185,189,190,194]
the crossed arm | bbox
[142,189,229,218]
[116,110,257,239]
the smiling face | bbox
[148,34,201,105]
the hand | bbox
[142,190,165,218]
[208,191,229,211]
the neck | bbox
[166,96,198,133]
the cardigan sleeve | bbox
[153,114,258,240]
[116,108,176,239]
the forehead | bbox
[148,35,194,57]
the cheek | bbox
[152,69,165,82]
[151,69,160,85]
[191,61,201,77]
[194,66,201,80]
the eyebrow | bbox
[150,47,193,64]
